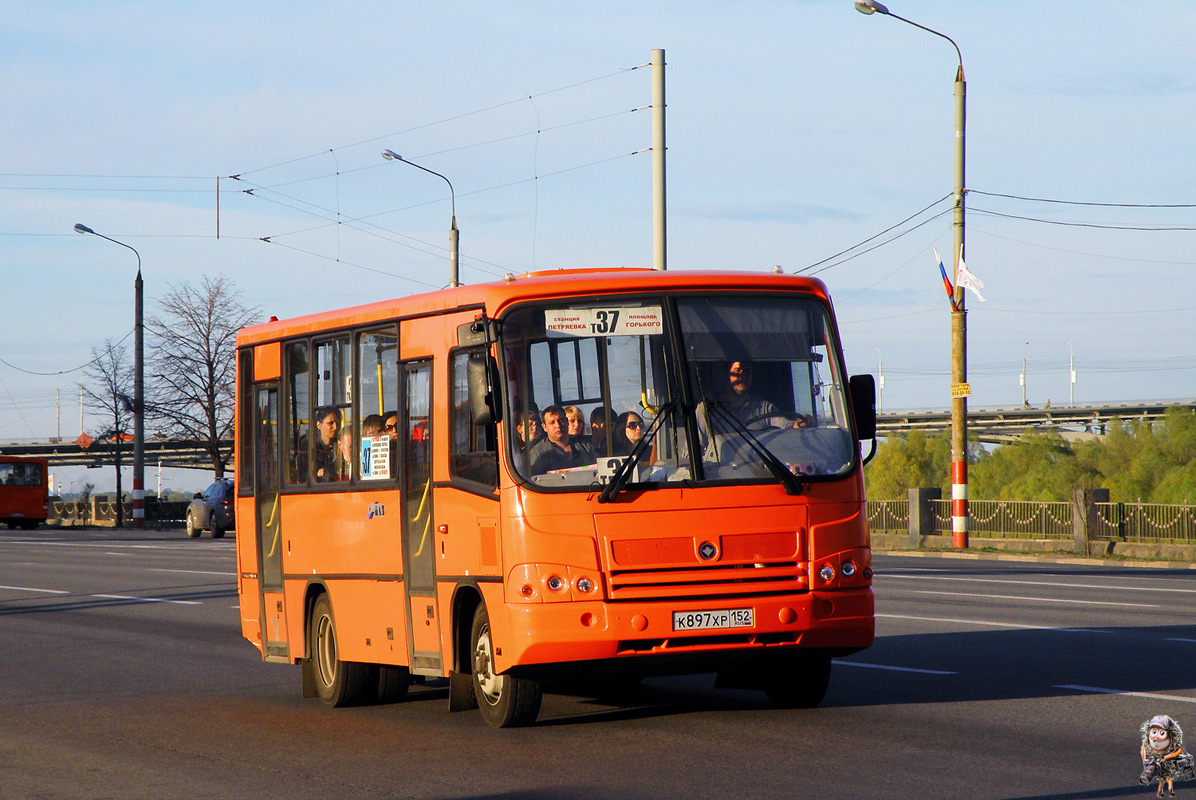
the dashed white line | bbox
[91,594,199,606]
[834,660,956,675]
[882,572,1196,594]
[910,589,1159,608]
[0,584,68,595]
[1056,685,1196,704]
[148,568,233,577]
[877,613,1109,633]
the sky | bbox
[3,0,1196,492]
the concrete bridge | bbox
[3,400,1193,467]
[877,400,1196,443]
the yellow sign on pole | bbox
[951,382,971,398]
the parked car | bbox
[186,479,234,538]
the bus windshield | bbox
[501,293,856,491]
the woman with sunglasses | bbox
[610,411,646,456]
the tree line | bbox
[864,406,1196,504]
[81,275,260,486]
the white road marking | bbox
[834,660,956,675]
[910,589,1159,608]
[91,594,199,606]
[0,584,68,594]
[1056,685,1196,704]
[882,572,1196,594]
[877,613,1109,633]
[148,568,233,578]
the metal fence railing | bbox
[929,499,1074,539]
[866,499,909,535]
[869,494,1196,544]
[47,498,189,526]
[1093,502,1196,543]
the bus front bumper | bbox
[495,587,874,675]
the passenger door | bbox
[254,384,289,662]
[401,360,442,674]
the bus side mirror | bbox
[467,355,502,427]
[849,374,876,441]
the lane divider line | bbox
[0,584,69,594]
[1056,685,1196,704]
[833,660,957,675]
[880,573,1196,594]
[909,589,1159,608]
[877,613,1110,633]
[91,594,200,606]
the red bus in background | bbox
[234,268,877,727]
[0,456,49,530]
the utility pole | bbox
[652,48,667,271]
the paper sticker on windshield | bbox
[360,436,391,480]
[545,306,663,337]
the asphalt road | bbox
[2,529,1194,800]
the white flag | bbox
[954,248,986,301]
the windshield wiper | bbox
[597,404,673,503]
[706,402,804,495]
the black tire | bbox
[470,604,542,728]
[185,512,200,538]
[763,655,832,708]
[309,594,371,707]
[376,665,411,703]
[211,525,225,539]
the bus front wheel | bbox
[470,605,542,728]
[309,594,371,707]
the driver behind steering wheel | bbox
[725,360,810,430]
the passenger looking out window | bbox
[530,405,593,474]
[608,411,645,456]
[312,406,340,482]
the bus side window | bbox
[450,349,498,488]
[286,341,310,485]
[357,327,399,483]
[314,337,352,484]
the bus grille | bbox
[607,561,807,601]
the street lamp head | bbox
[854,0,890,15]
[381,149,403,162]
[73,223,95,235]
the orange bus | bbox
[234,268,876,727]
[0,456,49,530]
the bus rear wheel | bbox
[763,655,832,708]
[470,604,542,728]
[309,594,371,707]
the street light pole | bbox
[855,0,968,547]
[74,223,144,529]
[381,149,459,288]
[1067,340,1076,407]
[874,345,884,414]
[1021,341,1030,407]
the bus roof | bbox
[237,267,832,347]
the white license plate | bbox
[672,608,754,631]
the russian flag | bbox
[935,248,958,311]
